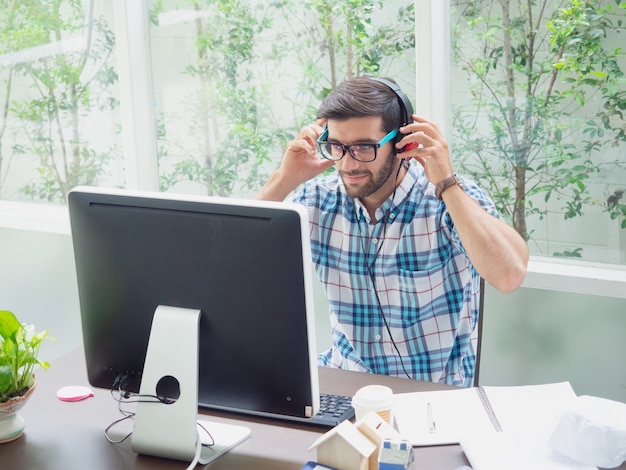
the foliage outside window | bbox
[0,0,120,203]
[150,0,416,197]
[451,0,626,263]
[0,0,415,203]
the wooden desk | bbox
[1,348,468,469]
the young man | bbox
[256,76,528,386]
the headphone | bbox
[368,77,414,127]
[368,77,418,156]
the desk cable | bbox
[105,384,214,469]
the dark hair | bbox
[316,76,404,133]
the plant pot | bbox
[0,383,36,443]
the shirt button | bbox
[375,334,381,341]
[389,213,395,219]
[372,238,378,244]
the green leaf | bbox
[0,311,21,341]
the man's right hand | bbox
[255,119,335,201]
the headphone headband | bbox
[369,77,414,127]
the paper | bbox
[460,433,597,470]
[393,382,577,447]
[393,387,493,446]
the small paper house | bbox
[308,420,376,470]
[356,412,403,469]
[308,412,404,470]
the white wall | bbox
[480,284,626,402]
[0,227,81,362]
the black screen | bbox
[68,187,318,419]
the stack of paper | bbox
[393,382,597,470]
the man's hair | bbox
[316,76,404,133]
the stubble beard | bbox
[340,152,397,200]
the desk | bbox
[0,348,465,469]
[3,349,623,470]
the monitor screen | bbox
[68,186,319,421]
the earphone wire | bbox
[357,158,411,379]
[103,384,216,466]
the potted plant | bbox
[0,309,50,443]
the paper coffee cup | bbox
[352,385,394,424]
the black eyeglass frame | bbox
[316,128,399,162]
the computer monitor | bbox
[68,186,320,464]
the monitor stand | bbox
[131,305,251,465]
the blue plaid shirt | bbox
[292,164,499,386]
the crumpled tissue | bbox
[548,395,626,469]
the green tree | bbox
[156,0,415,196]
[3,0,118,202]
[156,0,280,196]
[452,0,626,247]
[276,0,415,121]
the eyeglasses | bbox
[317,128,399,162]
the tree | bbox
[452,0,626,248]
[2,0,118,202]
[156,0,416,196]
[156,0,282,196]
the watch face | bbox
[453,173,465,188]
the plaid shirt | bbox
[292,163,499,386]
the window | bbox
[147,0,416,199]
[449,0,626,266]
[0,1,123,203]
[3,0,626,293]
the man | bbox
[256,76,528,386]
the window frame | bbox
[1,0,626,299]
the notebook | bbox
[393,381,577,446]
[393,381,597,470]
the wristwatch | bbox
[435,173,465,200]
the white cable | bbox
[185,427,202,470]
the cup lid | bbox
[352,385,393,407]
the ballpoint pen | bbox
[427,402,436,433]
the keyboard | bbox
[305,393,355,427]
[203,393,355,428]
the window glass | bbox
[0,1,123,203]
[147,0,416,198]
[450,0,626,264]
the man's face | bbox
[327,116,398,201]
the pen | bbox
[427,402,436,433]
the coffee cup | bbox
[352,384,394,424]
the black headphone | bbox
[368,77,414,127]
[368,77,415,154]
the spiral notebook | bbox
[393,381,577,447]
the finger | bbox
[297,123,324,145]
[411,115,440,132]
[395,130,434,154]
[287,138,316,156]
[401,116,442,139]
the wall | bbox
[1,227,625,403]
[0,227,81,362]
[480,284,626,402]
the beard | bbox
[339,151,397,200]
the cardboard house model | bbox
[308,412,403,470]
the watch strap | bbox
[435,173,464,200]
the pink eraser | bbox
[56,385,94,402]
